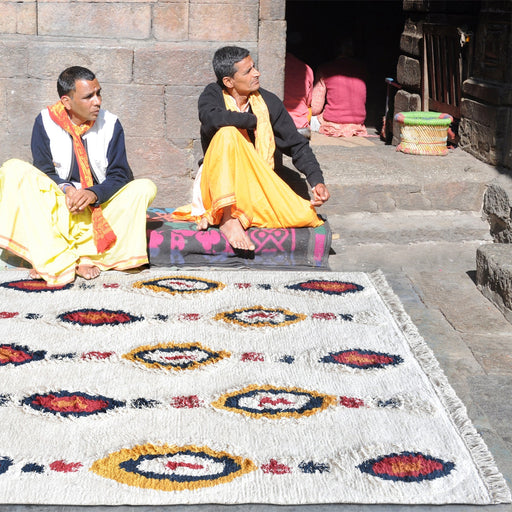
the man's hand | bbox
[310,183,330,207]
[65,187,98,214]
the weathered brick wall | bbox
[0,0,286,206]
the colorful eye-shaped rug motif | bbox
[0,269,509,505]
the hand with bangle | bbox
[60,183,98,213]
[60,183,73,194]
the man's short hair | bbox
[57,66,96,98]
[212,46,251,87]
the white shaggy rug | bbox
[0,269,510,505]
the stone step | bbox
[329,240,487,273]
[326,210,492,245]
[287,140,502,215]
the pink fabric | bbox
[312,57,367,126]
[283,53,314,129]
[316,114,368,138]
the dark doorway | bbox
[285,0,405,133]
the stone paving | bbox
[2,135,512,511]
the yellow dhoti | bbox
[0,159,157,286]
[173,126,322,229]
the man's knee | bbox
[123,178,157,203]
[0,159,50,193]
[0,158,36,176]
[138,178,157,202]
[211,126,244,144]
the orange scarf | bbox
[223,91,276,169]
[47,101,117,254]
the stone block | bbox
[153,2,188,41]
[333,180,487,214]
[189,2,259,41]
[27,43,134,83]
[320,184,395,214]
[477,243,512,324]
[258,20,286,97]
[459,111,511,170]
[0,2,37,34]
[125,137,192,206]
[134,44,219,86]
[164,86,203,140]
[103,84,165,139]
[0,135,31,164]
[38,3,151,39]
[400,33,422,58]
[396,55,421,91]
[461,98,497,128]
[393,89,422,113]
[259,0,286,20]
[5,79,56,147]
[400,19,423,57]
[423,182,487,212]
[0,78,34,164]
[0,42,29,78]
[392,89,421,145]
[482,176,512,243]
[0,3,19,33]
[459,118,492,160]
[17,2,37,34]
[463,78,512,107]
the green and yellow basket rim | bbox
[395,111,453,126]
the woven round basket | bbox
[395,111,453,156]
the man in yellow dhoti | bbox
[172,46,330,251]
[0,66,157,286]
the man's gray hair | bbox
[57,66,96,98]
[212,46,251,87]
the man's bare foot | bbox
[29,269,42,280]
[76,264,100,280]
[197,217,209,231]
[219,215,255,251]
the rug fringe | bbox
[369,270,512,504]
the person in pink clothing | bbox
[283,52,314,139]
[311,38,368,137]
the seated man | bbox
[311,37,368,138]
[0,66,157,286]
[173,46,330,251]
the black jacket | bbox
[198,82,325,188]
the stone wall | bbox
[459,1,512,170]
[392,1,424,144]
[0,0,286,206]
